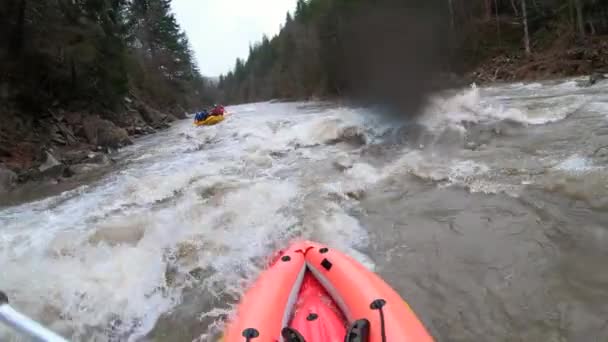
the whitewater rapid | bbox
[2,77,608,341]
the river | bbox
[1,78,608,341]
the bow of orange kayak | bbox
[222,241,433,342]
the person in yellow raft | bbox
[210,104,226,116]
[194,104,226,126]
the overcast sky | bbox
[171,0,298,77]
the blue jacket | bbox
[195,110,209,121]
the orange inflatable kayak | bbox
[222,241,433,342]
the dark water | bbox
[1,79,608,341]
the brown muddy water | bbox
[1,78,608,341]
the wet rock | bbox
[593,145,608,164]
[17,169,40,183]
[68,163,104,175]
[329,126,367,146]
[269,151,287,158]
[172,105,187,119]
[88,224,145,246]
[127,125,156,137]
[166,114,177,122]
[188,267,205,281]
[38,151,65,178]
[61,149,90,165]
[66,151,112,175]
[49,121,78,146]
[135,103,172,129]
[341,126,367,145]
[346,190,365,200]
[0,164,17,194]
[587,72,606,86]
[82,117,133,148]
[184,144,205,153]
[87,152,111,165]
[64,112,83,126]
[51,131,67,145]
[62,166,75,178]
[465,141,479,150]
[333,154,354,171]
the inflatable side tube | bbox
[194,115,224,126]
[223,244,306,342]
[289,273,346,342]
[304,242,434,342]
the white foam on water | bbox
[5,81,603,339]
[0,102,380,341]
[312,204,374,269]
[380,150,501,194]
[553,155,598,173]
[420,83,588,131]
[585,101,608,115]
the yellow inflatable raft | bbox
[194,115,224,126]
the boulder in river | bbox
[66,151,113,175]
[333,154,354,171]
[61,149,91,165]
[87,152,112,165]
[38,151,65,178]
[82,117,133,148]
[0,164,17,194]
[64,112,83,126]
[135,103,173,129]
[587,72,606,86]
[328,126,367,146]
[68,163,105,175]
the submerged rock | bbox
[588,72,606,86]
[328,126,367,146]
[333,154,354,171]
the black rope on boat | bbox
[370,299,387,342]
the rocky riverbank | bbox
[469,34,608,84]
[0,97,188,206]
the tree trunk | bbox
[521,0,531,55]
[484,0,492,21]
[531,0,543,15]
[448,0,455,29]
[9,0,26,56]
[495,0,501,47]
[588,20,596,35]
[569,0,575,29]
[573,0,585,39]
[511,0,519,16]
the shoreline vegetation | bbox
[0,0,216,202]
[3,0,608,203]
[218,0,608,103]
